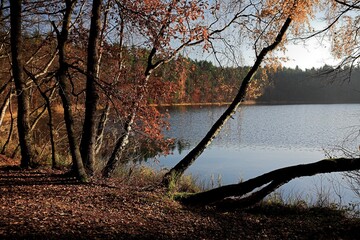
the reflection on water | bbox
[150,104,360,204]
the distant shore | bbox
[151,100,360,107]
[150,100,257,107]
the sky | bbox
[278,40,338,70]
[189,9,341,70]
[238,32,339,70]
[189,32,339,70]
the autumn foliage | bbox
[0,0,358,181]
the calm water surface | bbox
[150,104,360,204]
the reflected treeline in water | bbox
[138,138,191,162]
[176,139,191,154]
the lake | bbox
[148,104,360,205]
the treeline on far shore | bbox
[170,59,360,105]
[257,66,360,104]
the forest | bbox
[156,59,360,104]
[258,66,360,104]
[1,0,360,239]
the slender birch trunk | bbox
[162,18,293,187]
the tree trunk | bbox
[102,73,152,177]
[55,0,87,182]
[0,90,11,129]
[47,94,58,169]
[1,95,13,154]
[162,18,292,187]
[180,157,360,208]
[102,112,135,177]
[23,60,58,167]
[10,0,35,168]
[36,84,58,170]
[95,102,110,155]
[80,0,102,175]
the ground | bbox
[1,157,360,239]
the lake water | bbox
[149,104,360,205]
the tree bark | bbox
[1,94,13,154]
[46,89,58,169]
[102,73,152,177]
[0,90,11,129]
[180,157,360,208]
[102,112,135,177]
[80,0,102,175]
[55,0,87,182]
[10,0,35,168]
[162,18,292,187]
[95,102,110,155]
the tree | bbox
[0,90,11,129]
[10,0,35,168]
[53,0,87,182]
[180,157,360,208]
[161,0,324,186]
[80,0,102,175]
[292,0,359,80]
[329,0,360,71]
[167,0,360,206]
[102,0,250,177]
[3,0,359,204]
[102,0,195,176]
[163,16,292,187]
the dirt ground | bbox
[1,160,360,239]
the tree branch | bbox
[335,0,360,10]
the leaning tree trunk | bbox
[179,157,360,208]
[10,0,35,168]
[80,0,102,175]
[162,18,293,188]
[54,0,87,182]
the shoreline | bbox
[150,100,256,107]
[150,100,360,107]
